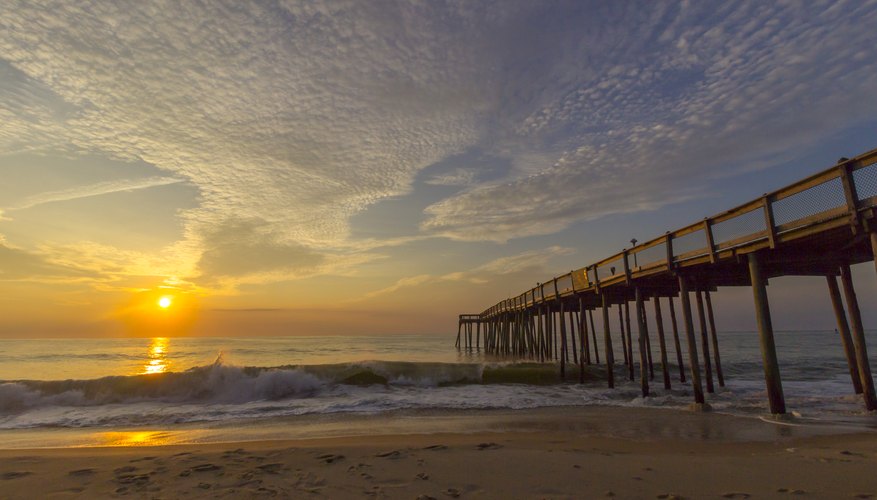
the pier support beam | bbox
[624,302,634,381]
[668,297,686,383]
[748,252,786,415]
[589,309,600,364]
[635,287,650,397]
[705,291,725,388]
[654,296,671,390]
[678,275,705,404]
[826,275,862,394]
[695,290,715,393]
[559,303,568,380]
[618,304,630,367]
[839,264,877,411]
[602,293,615,388]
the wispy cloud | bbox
[358,246,574,300]
[6,176,185,211]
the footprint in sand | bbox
[114,465,137,474]
[256,463,285,474]
[423,444,448,451]
[476,442,502,450]
[69,468,97,476]
[317,453,345,464]
[445,488,462,498]
[375,450,404,459]
[656,494,684,499]
[192,463,222,472]
[416,496,438,500]
[416,472,430,480]
[1,471,32,480]
[722,494,751,499]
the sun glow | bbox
[158,296,172,308]
[143,337,170,374]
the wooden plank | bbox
[704,219,717,264]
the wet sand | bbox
[1,406,875,498]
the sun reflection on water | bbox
[143,337,170,375]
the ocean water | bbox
[0,331,876,435]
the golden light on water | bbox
[143,337,170,374]
[96,430,181,447]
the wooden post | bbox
[456,320,462,349]
[559,303,567,379]
[602,293,614,388]
[589,308,600,364]
[678,275,705,404]
[537,308,545,362]
[617,304,630,366]
[476,321,481,350]
[826,275,863,394]
[635,286,650,397]
[668,296,686,383]
[641,300,654,381]
[569,308,579,365]
[580,298,591,364]
[839,264,877,411]
[748,252,786,414]
[704,291,725,387]
[695,289,715,393]
[654,296,671,390]
[624,301,634,381]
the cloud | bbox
[6,176,186,211]
[1,0,875,258]
[424,168,476,187]
[359,245,574,299]
[0,239,89,281]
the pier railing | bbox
[481,148,877,317]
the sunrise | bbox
[1,1,877,498]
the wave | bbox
[0,360,573,413]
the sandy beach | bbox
[1,407,875,499]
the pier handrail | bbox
[478,147,877,317]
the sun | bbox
[158,296,172,309]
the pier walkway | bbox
[456,147,877,414]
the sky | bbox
[1,0,877,338]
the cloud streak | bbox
[7,176,186,211]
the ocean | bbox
[1,331,875,446]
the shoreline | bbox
[2,406,876,498]
[2,404,874,450]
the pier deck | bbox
[457,147,877,413]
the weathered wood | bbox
[559,303,567,379]
[678,275,705,404]
[748,252,786,414]
[653,296,671,390]
[602,293,615,389]
[839,264,877,411]
[617,304,630,366]
[456,320,461,349]
[642,301,654,381]
[667,296,686,383]
[695,289,715,394]
[704,290,725,387]
[589,308,600,364]
[635,286,650,397]
[579,298,590,364]
[569,309,579,365]
[624,301,634,381]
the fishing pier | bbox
[456,147,877,414]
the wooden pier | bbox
[456,147,877,414]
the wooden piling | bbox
[667,297,686,383]
[617,304,630,366]
[704,291,724,387]
[839,264,877,411]
[635,286,650,397]
[678,275,705,404]
[589,308,600,364]
[559,303,568,379]
[748,252,786,414]
[695,289,715,393]
[602,293,615,388]
[569,308,579,365]
[624,301,634,380]
[641,300,654,381]
[654,296,671,390]
[579,298,591,364]
[456,320,461,349]
[826,274,863,394]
